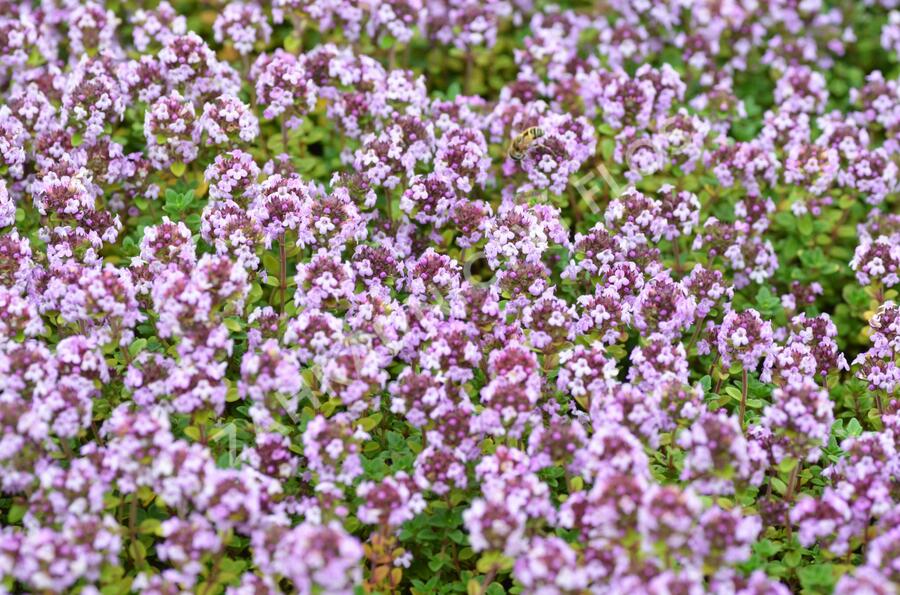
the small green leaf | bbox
[771,477,787,496]
[724,386,743,401]
[600,137,615,161]
[570,476,584,492]
[477,552,502,574]
[128,540,146,561]
[428,556,446,572]
[170,161,187,177]
[783,549,803,568]
[247,283,264,304]
[777,457,798,473]
[798,564,836,591]
[138,518,162,535]
[284,35,302,53]
[359,413,383,431]
[7,504,25,523]
[378,35,396,50]
[753,539,783,558]
[773,211,795,230]
[262,252,282,276]
[223,318,243,332]
[129,338,147,357]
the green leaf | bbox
[843,285,871,310]
[359,413,383,432]
[777,457,798,473]
[223,317,243,332]
[247,284,263,305]
[476,552,513,573]
[831,418,846,438]
[27,46,46,67]
[847,418,863,436]
[378,34,396,50]
[724,386,743,401]
[600,138,615,162]
[138,518,162,535]
[771,477,787,496]
[799,247,826,269]
[170,161,187,177]
[753,539,782,558]
[798,564,836,591]
[754,286,782,317]
[773,211,795,230]
[220,557,247,575]
[476,552,502,574]
[262,252,282,276]
[128,540,146,561]
[783,549,803,568]
[129,338,147,357]
[284,35,302,53]
[428,555,447,572]
[7,503,25,523]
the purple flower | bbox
[716,308,774,370]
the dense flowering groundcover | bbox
[3,0,900,593]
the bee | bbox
[508,127,545,161]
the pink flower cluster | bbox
[0,0,898,593]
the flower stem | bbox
[686,315,706,354]
[478,563,500,595]
[784,462,800,542]
[279,232,287,316]
[739,368,749,429]
[129,493,137,539]
[200,548,226,595]
[129,493,144,566]
[388,45,397,70]
[672,239,682,274]
[60,438,74,459]
[568,189,582,227]
[464,52,474,95]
